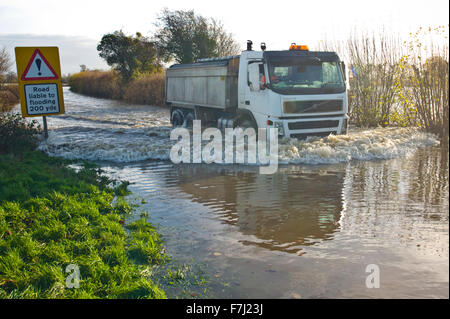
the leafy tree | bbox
[154,9,241,64]
[97,31,162,82]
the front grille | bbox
[288,120,339,130]
[283,100,342,114]
[290,131,337,140]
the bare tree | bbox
[0,47,12,87]
[209,19,241,57]
[317,31,404,127]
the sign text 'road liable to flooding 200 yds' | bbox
[24,83,60,115]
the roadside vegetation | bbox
[398,26,449,139]
[122,72,165,106]
[319,25,449,140]
[69,70,165,106]
[0,113,168,298]
[69,70,121,100]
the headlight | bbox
[273,121,284,136]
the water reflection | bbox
[162,164,346,253]
[104,146,448,298]
[340,147,449,257]
[409,146,449,210]
[157,146,448,258]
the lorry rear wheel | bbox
[171,109,184,127]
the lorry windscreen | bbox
[266,56,345,95]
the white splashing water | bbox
[277,127,439,165]
[37,125,439,165]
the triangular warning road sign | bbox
[21,49,58,81]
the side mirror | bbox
[248,63,261,92]
[340,62,347,81]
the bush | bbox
[0,113,41,155]
[122,72,165,106]
[317,26,449,140]
[344,32,403,127]
[398,26,449,140]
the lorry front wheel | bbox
[237,118,257,131]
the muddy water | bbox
[20,88,449,298]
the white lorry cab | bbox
[166,41,349,139]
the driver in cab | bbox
[259,65,279,89]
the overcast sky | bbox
[1,0,448,74]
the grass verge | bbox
[0,151,167,298]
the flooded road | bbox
[21,88,449,298]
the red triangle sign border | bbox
[21,49,59,81]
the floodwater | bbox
[20,87,449,298]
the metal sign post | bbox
[15,47,65,139]
[43,116,48,139]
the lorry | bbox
[165,41,349,139]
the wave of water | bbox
[278,127,440,164]
[38,125,439,165]
[38,126,172,162]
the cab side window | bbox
[259,64,266,89]
[247,61,265,91]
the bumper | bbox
[279,114,349,139]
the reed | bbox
[122,72,165,106]
[69,70,121,99]
[70,70,166,106]
[0,84,19,113]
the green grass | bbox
[0,151,167,298]
[159,262,211,298]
